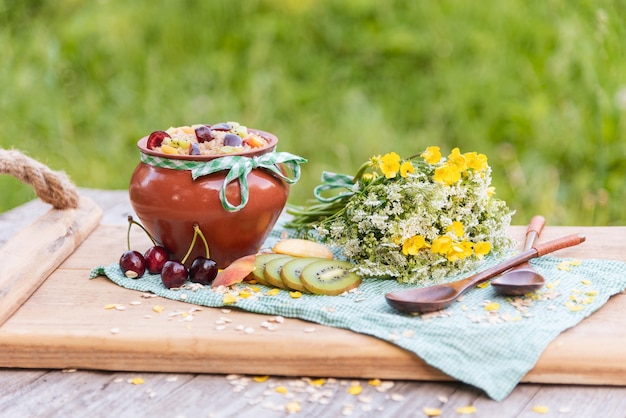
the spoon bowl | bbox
[491,215,546,296]
[385,233,586,314]
[490,269,545,296]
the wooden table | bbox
[1,189,626,418]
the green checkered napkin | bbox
[90,215,626,401]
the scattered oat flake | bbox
[557,262,572,271]
[289,291,302,299]
[531,405,549,414]
[546,280,560,289]
[423,407,442,416]
[565,302,585,312]
[303,327,316,333]
[104,304,117,310]
[152,305,164,313]
[238,291,252,298]
[110,327,120,334]
[347,384,363,395]
[61,368,77,373]
[456,405,477,414]
[252,375,269,383]
[129,377,145,385]
[390,393,404,401]
[581,279,592,286]
[285,401,301,414]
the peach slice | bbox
[211,254,257,288]
[272,238,334,260]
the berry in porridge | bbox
[145,121,269,156]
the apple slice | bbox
[211,254,257,288]
[272,239,334,260]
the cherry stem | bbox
[181,224,200,265]
[195,224,211,259]
[126,216,133,251]
[127,215,158,246]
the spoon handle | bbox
[533,233,586,256]
[523,215,545,251]
[456,233,586,291]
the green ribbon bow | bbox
[140,152,307,212]
[313,171,358,203]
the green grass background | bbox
[1,0,625,225]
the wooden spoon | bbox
[385,233,586,314]
[491,215,546,296]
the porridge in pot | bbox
[146,121,269,156]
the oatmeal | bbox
[145,121,269,156]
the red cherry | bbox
[146,130,171,149]
[161,260,188,288]
[144,245,169,274]
[119,250,146,279]
[189,256,218,285]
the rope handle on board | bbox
[0,148,79,209]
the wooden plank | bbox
[0,223,625,386]
[0,196,102,326]
[2,191,626,416]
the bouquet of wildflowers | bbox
[287,147,516,285]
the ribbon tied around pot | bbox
[140,151,306,212]
[192,152,307,211]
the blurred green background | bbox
[1,0,625,225]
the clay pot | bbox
[129,130,289,269]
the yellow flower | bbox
[433,163,461,185]
[379,152,401,178]
[484,302,500,311]
[399,160,415,177]
[474,241,492,258]
[402,235,427,255]
[431,235,453,255]
[421,146,441,164]
[458,240,474,259]
[446,221,464,238]
[464,151,488,172]
[447,147,467,171]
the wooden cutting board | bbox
[1,220,625,386]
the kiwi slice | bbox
[263,256,294,289]
[252,253,290,286]
[300,260,362,296]
[279,257,322,292]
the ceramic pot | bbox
[129,129,289,269]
